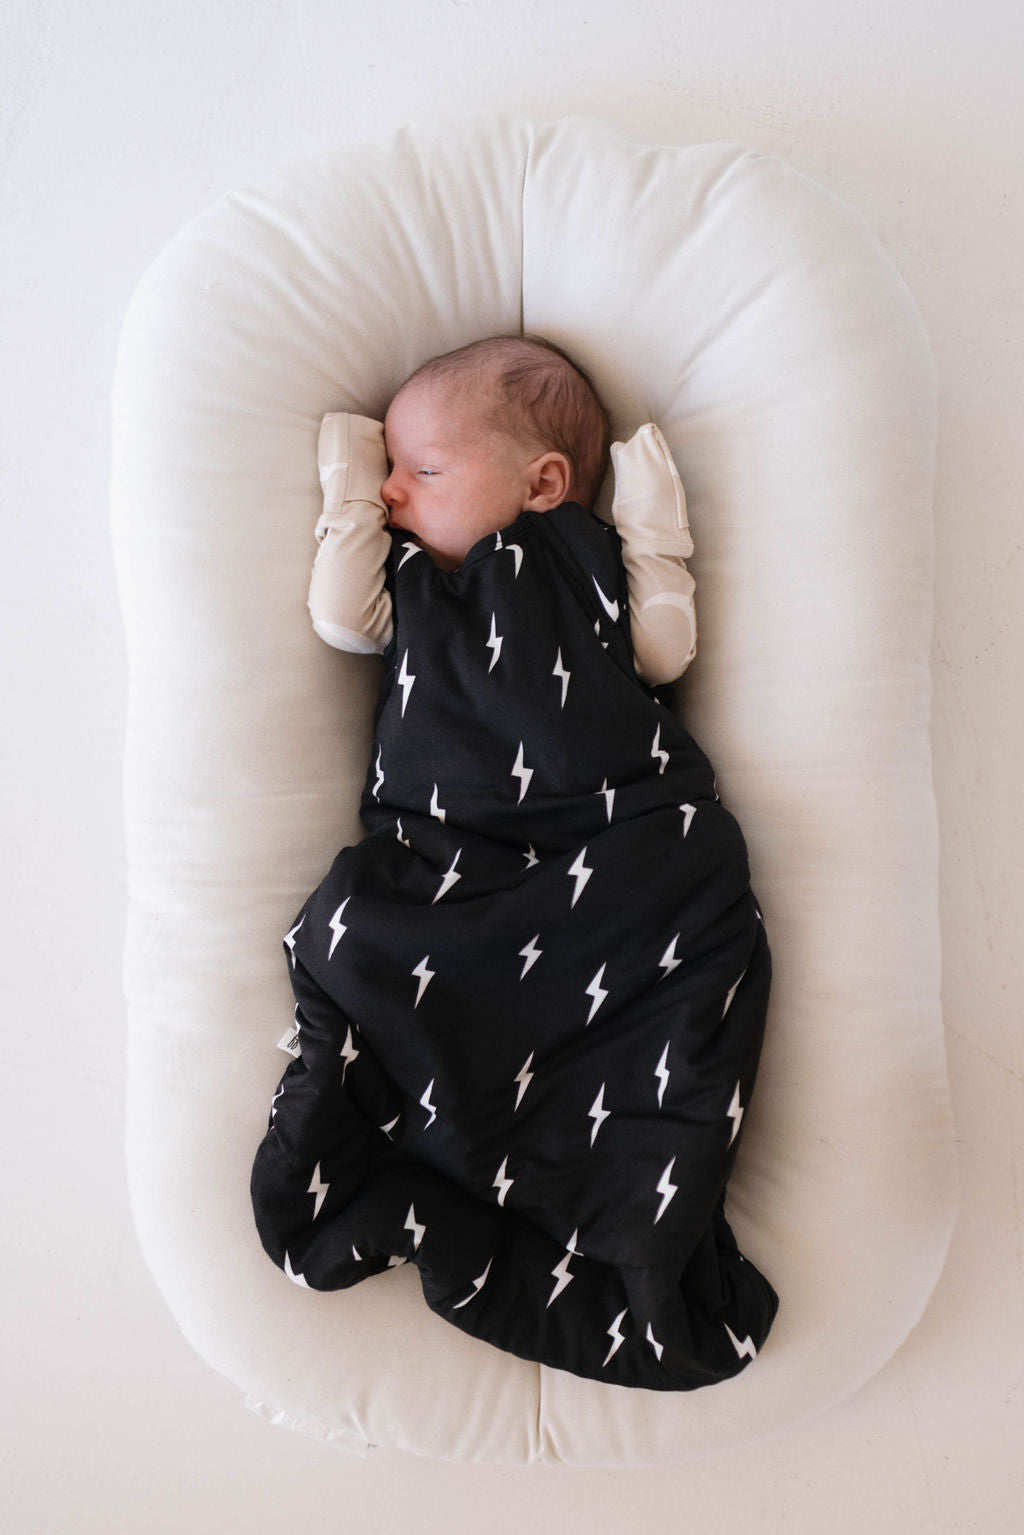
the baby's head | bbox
[382,335,610,571]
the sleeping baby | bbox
[251,335,777,1390]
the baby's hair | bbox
[397,334,611,509]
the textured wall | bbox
[3,1,1021,1530]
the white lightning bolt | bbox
[429,784,446,823]
[404,1203,426,1251]
[596,778,615,822]
[552,648,571,708]
[283,1251,309,1288]
[397,649,416,716]
[419,1078,437,1128]
[506,541,523,576]
[411,955,435,1008]
[722,967,747,1017]
[307,1162,329,1219]
[588,1082,610,1146]
[514,1050,535,1110]
[726,1080,744,1146]
[655,1042,671,1108]
[327,897,350,960]
[339,1025,359,1084]
[432,849,462,903]
[372,746,384,800]
[452,1258,493,1310]
[283,916,304,969]
[270,1084,284,1122]
[547,1232,579,1308]
[352,1245,362,1261]
[397,540,422,568]
[658,934,682,979]
[486,612,503,672]
[594,618,609,650]
[518,934,543,978]
[654,1156,679,1225]
[679,802,696,837]
[646,1322,665,1362]
[651,723,669,775]
[585,963,609,1025]
[396,817,410,847]
[725,1323,758,1361]
[592,577,620,621]
[567,846,593,907]
[511,741,533,803]
[379,1114,400,1138]
[492,1156,514,1206]
[523,843,539,870]
[603,1307,628,1366]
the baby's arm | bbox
[308,414,394,654]
[611,424,697,686]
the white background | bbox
[3,1,1021,1529]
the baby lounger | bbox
[111,114,957,1464]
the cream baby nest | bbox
[111,113,957,1464]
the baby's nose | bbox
[381,471,402,508]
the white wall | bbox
[3,1,1021,1529]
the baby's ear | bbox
[525,451,572,511]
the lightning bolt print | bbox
[588,1083,610,1146]
[547,1232,579,1308]
[523,844,539,870]
[432,849,462,903]
[651,723,669,775]
[603,1308,628,1367]
[511,741,533,803]
[552,648,571,708]
[725,1323,758,1361]
[514,1051,535,1111]
[372,746,384,800]
[379,1114,400,1139]
[658,934,681,979]
[679,802,696,837]
[567,847,593,907]
[404,1204,426,1251]
[654,1156,679,1225]
[397,540,422,569]
[646,1322,665,1361]
[452,1257,493,1309]
[429,784,446,823]
[722,968,747,1017]
[395,817,410,847]
[592,577,620,622]
[585,963,609,1025]
[283,1251,310,1288]
[726,1080,744,1146]
[596,778,615,822]
[411,955,435,1008]
[486,612,503,672]
[419,1078,437,1129]
[492,1156,514,1206]
[327,897,350,960]
[397,649,416,716]
[654,1042,671,1108]
[518,934,543,978]
[283,916,304,969]
[339,1025,359,1084]
[307,1162,329,1220]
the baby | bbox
[251,335,777,1391]
[308,334,697,688]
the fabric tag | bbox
[276,1028,301,1058]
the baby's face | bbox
[381,382,538,571]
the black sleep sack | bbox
[251,502,778,1389]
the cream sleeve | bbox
[610,423,698,687]
[308,413,394,655]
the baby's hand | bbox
[318,414,389,514]
[609,423,693,557]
